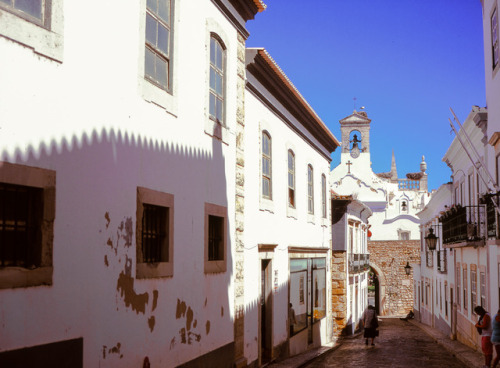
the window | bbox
[0,162,55,289]
[209,35,225,125]
[463,266,468,311]
[480,271,486,307]
[321,174,327,218]
[204,203,227,273]
[307,165,314,214]
[0,0,47,25]
[288,150,295,208]
[289,257,326,337]
[262,132,272,199]
[471,268,477,310]
[399,231,410,240]
[445,282,448,317]
[492,6,499,69]
[145,0,172,91]
[136,187,174,279]
[0,0,63,61]
[401,200,408,213]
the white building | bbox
[0,0,266,367]
[243,48,340,365]
[330,110,428,316]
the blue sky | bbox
[246,0,486,191]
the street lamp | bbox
[425,227,438,252]
[404,262,412,276]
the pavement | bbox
[266,316,484,368]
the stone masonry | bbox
[331,250,347,338]
[368,240,420,316]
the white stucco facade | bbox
[0,1,264,367]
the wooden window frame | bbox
[0,0,50,28]
[145,0,173,92]
[288,150,295,208]
[209,34,226,126]
[261,131,272,200]
[307,164,314,215]
[136,187,174,279]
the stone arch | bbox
[369,262,387,316]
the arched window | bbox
[262,132,272,199]
[307,165,314,214]
[209,35,225,125]
[321,174,327,218]
[288,150,295,208]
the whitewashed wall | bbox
[0,0,241,366]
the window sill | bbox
[287,206,297,219]
[204,260,226,274]
[307,213,315,224]
[259,197,274,213]
[0,266,53,289]
[140,77,177,116]
[136,262,173,279]
[204,119,229,144]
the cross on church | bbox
[346,160,353,174]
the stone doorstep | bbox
[266,342,337,368]
[408,320,483,368]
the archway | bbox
[369,263,387,316]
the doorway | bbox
[260,259,273,364]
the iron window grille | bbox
[425,250,433,268]
[208,215,224,261]
[0,183,43,268]
[437,250,447,273]
[141,204,168,263]
[493,7,499,69]
[440,205,486,244]
[145,0,172,91]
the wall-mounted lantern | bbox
[425,227,438,252]
[404,262,412,276]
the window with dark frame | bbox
[209,35,225,125]
[463,266,468,310]
[262,132,272,199]
[480,271,486,307]
[0,183,42,268]
[288,150,295,208]
[208,215,224,261]
[307,165,314,214]
[141,203,169,263]
[493,6,499,69]
[0,0,47,27]
[321,174,327,218]
[145,0,172,91]
[471,269,477,310]
[456,264,461,308]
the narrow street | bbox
[303,319,467,368]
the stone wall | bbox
[368,240,420,316]
[331,250,347,338]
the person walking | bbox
[475,306,493,368]
[362,305,378,346]
[491,309,500,368]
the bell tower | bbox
[339,110,372,171]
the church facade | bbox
[330,110,428,318]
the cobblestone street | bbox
[303,319,467,368]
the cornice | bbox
[489,132,500,147]
[211,0,265,39]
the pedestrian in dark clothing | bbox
[362,305,378,346]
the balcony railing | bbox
[348,253,370,273]
[437,250,447,273]
[440,205,486,245]
[398,179,420,191]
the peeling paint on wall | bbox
[170,337,176,350]
[221,306,224,317]
[152,290,158,311]
[105,212,110,228]
[116,270,149,314]
[176,299,186,319]
[118,217,133,247]
[104,255,109,267]
[206,320,210,335]
[186,307,193,331]
[108,342,123,359]
[148,316,155,332]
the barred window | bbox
[0,183,42,268]
[492,7,499,69]
[321,174,327,218]
[262,132,272,199]
[456,264,461,308]
[141,204,169,263]
[208,215,223,261]
[480,271,486,307]
[145,0,172,90]
[463,266,468,310]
